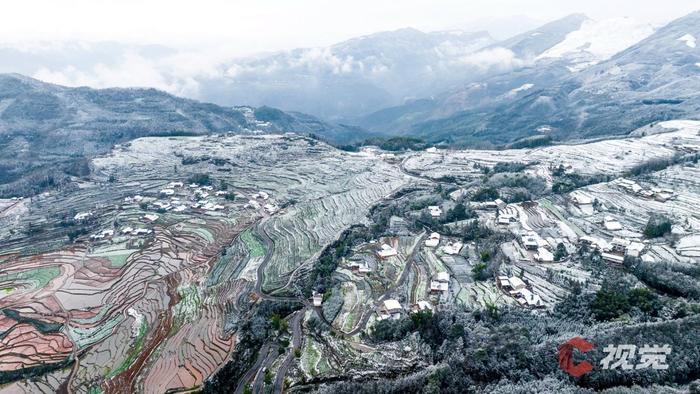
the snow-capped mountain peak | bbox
[537,17,654,65]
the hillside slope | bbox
[0,74,367,196]
[407,10,700,145]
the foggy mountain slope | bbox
[0,73,367,197]
[407,10,700,145]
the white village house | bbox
[428,206,443,217]
[425,232,441,247]
[376,243,398,258]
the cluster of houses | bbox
[614,178,674,202]
[497,276,544,308]
[579,235,646,264]
[379,298,439,320]
[120,226,152,236]
[424,232,463,255]
[88,179,238,243]
[90,229,114,240]
[247,191,279,214]
[126,181,231,215]
[520,231,555,263]
[91,225,152,241]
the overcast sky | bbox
[1,0,698,55]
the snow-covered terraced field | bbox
[403,120,700,180]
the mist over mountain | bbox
[399,10,700,146]
[3,10,699,151]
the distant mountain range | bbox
[394,12,700,144]
[359,11,700,146]
[2,10,700,192]
[0,73,367,197]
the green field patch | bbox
[301,339,322,376]
[241,230,264,257]
[173,282,202,328]
[181,224,214,243]
[69,313,124,349]
[89,245,138,267]
[0,266,60,290]
[107,319,147,379]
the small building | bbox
[482,201,499,210]
[153,201,171,210]
[608,237,631,253]
[498,214,516,225]
[412,300,434,313]
[91,229,114,240]
[160,188,175,196]
[443,241,463,255]
[74,212,93,221]
[380,299,403,320]
[168,182,184,188]
[534,247,554,262]
[570,192,593,205]
[349,260,372,274]
[626,242,645,258]
[426,147,438,153]
[654,191,673,202]
[521,232,540,250]
[428,206,442,217]
[121,226,134,235]
[376,244,398,259]
[143,214,159,223]
[494,199,506,210]
[497,276,526,292]
[513,288,544,308]
[312,292,323,307]
[425,232,441,247]
[603,216,622,231]
[430,272,450,293]
[602,252,625,264]
[579,235,608,251]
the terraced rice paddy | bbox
[0,120,698,393]
[0,134,410,393]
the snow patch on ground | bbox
[127,308,144,337]
[679,33,697,48]
[538,17,654,62]
[507,83,534,96]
